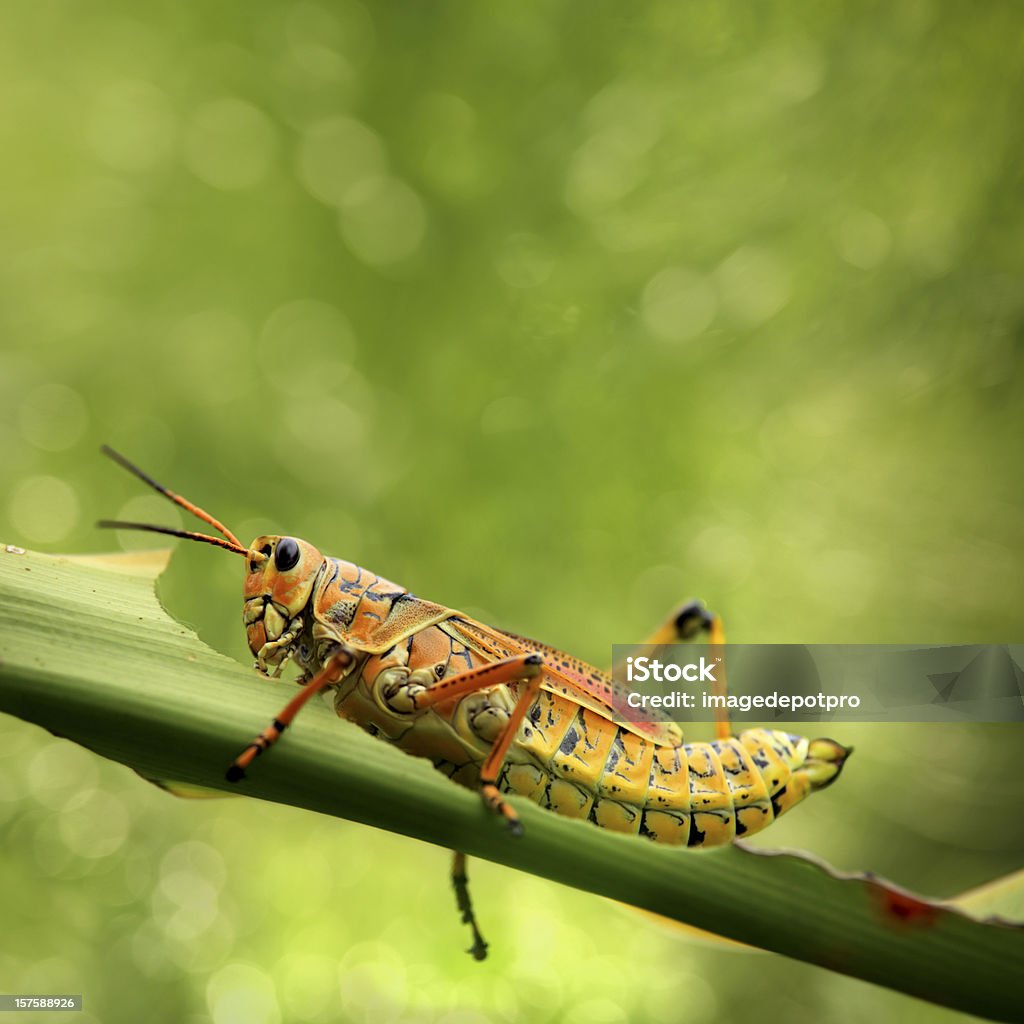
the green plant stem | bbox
[1,547,1022,1022]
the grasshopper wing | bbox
[439,616,683,747]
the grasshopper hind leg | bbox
[643,599,714,645]
[451,851,488,961]
[644,601,731,740]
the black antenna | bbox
[98,446,248,555]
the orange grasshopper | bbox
[99,446,851,959]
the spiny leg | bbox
[407,652,542,709]
[643,601,731,741]
[451,851,488,961]
[409,652,544,835]
[642,599,714,645]
[386,654,544,959]
[226,648,355,781]
[476,672,544,836]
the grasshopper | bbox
[99,446,851,959]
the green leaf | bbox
[952,869,1024,922]
[1,546,1022,1021]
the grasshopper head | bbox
[243,535,324,662]
[96,448,326,672]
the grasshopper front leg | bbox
[255,616,304,676]
[226,646,358,780]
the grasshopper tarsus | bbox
[226,745,261,782]
[452,852,489,961]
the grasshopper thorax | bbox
[243,535,324,665]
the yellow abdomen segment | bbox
[502,693,812,848]
[342,632,825,850]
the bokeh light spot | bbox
[9,476,80,543]
[161,839,227,889]
[413,93,492,200]
[714,246,792,326]
[130,920,176,980]
[31,816,75,877]
[645,969,717,1023]
[154,869,220,940]
[87,79,175,173]
[27,741,100,811]
[338,175,427,266]
[259,299,356,379]
[297,116,387,206]
[641,267,717,343]
[275,43,355,112]
[762,39,825,104]
[337,946,406,1024]
[834,208,892,269]
[110,495,182,551]
[900,200,959,276]
[19,958,84,999]
[284,394,364,456]
[565,998,628,1024]
[286,1,375,68]
[184,98,277,191]
[207,963,281,1024]
[276,953,340,1022]
[584,80,664,153]
[58,790,130,859]
[19,383,89,452]
[436,1013,494,1024]
[565,131,649,216]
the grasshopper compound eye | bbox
[275,537,300,571]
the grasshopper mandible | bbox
[99,446,851,960]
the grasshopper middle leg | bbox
[405,652,544,833]
[451,851,488,961]
[390,652,545,960]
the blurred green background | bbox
[1,1,1022,1022]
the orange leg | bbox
[396,653,544,960]
[641,599,715,646]
[408,652,544,835]
[226,648,355,781]
[640,601,731,740]
[476,673,544,836]
[408,652,542,710]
